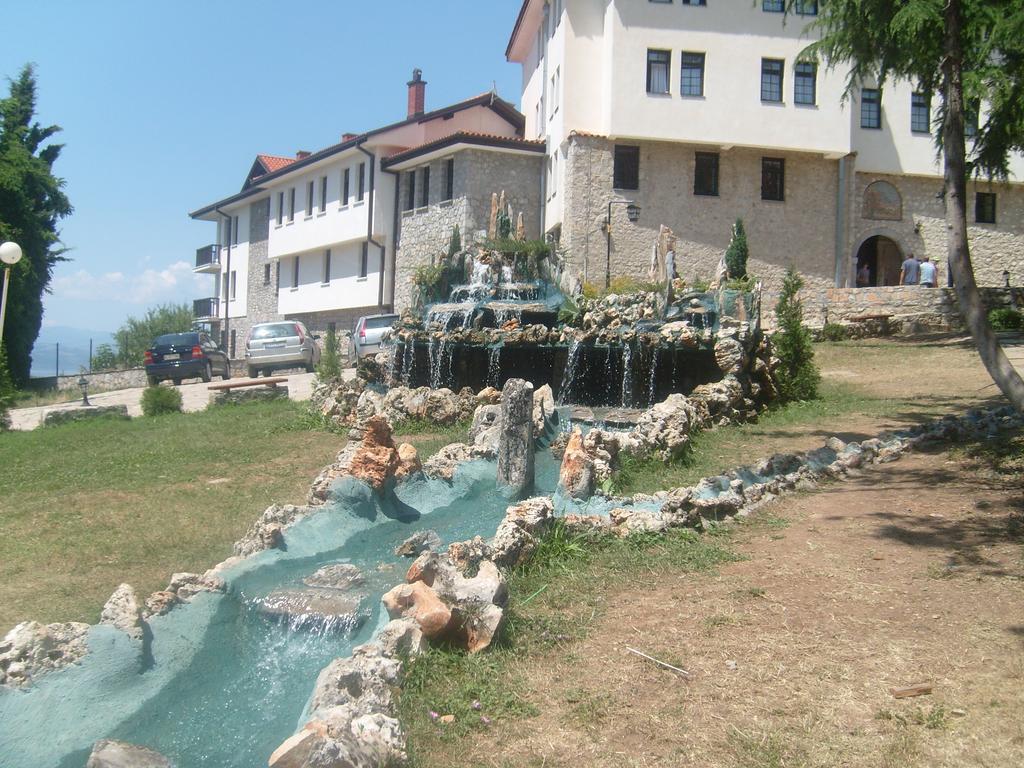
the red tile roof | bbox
[257,154,296,174]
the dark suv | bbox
[144,331,231,386]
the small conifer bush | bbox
[773,267,820,402]
[317,326,342,380]
[141,384,183,416]
[725,218,749,280]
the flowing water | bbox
[556,340,581,405]
[621,341,634,408]
[487,346,503,388]
[4,455,639,768]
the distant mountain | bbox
[31,326,115,378]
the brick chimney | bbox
[295,150,311,159]
[407,69,426,118]
[342,133,359,142]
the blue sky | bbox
[0,0,523,338]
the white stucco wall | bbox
[276,240,379,315]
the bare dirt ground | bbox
[405,337,1023,767]
[448,446,1024,768]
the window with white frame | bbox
[342,168,350,206]
[306,181,314,217]
[323,249,331,283]
[292,255,300,287]
[762,0,783,11]
[795,0,818,14]
[357,163,366,202]
[359,242,369,278]
[276,191,284,225]
[443,158,455,201]
[320,175,328,212]
[288,188,296,222]
[420,165,430,208]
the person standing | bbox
[899,253,920,286]
[857,261,871,287]
[919,255,938,287]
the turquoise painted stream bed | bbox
[0,452,653,768]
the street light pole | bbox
[604,201,641,290]
[0,241,24,348]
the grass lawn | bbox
[0,399,343,631]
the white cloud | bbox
[51,260,208,306]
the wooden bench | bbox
[207,376,288,392]
[849,313,894,336]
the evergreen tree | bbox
[792,0,1024,409]
[316,326,342,380]
[447,224,461,260]
[724,218,749,280]
[0,65,73,385]
[773,267,819,403]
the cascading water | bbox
[557,339,582,405]
[402,339,415,386]
[487,346,503,388]
[621,341,635,407]
[647,347,660,407]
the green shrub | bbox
[722,275,758,292]
[90,343,119,371]
[820,322,848,341]
[141,385,183,417]
[317,326,342,380]
[689,276,712,293]
[988,307,1024,331]
[773,267,820,403]
[724,218,749,280]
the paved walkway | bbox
[8,369,353,430]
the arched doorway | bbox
[855,235,904,287]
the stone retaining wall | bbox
[762,285,1024,332]
[53,368,148,392]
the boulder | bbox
[394,443,422,483]
[630,393,709,461]
[85,740,173,768]
[469,403,502,450]
[532,383,555,435]
[381,582,452,638]
[347,416,400,492]
[714,337,746,376]
[303,563,365,591]
[476,386,501,405]
[490,497,554,568]
[558,428,596,499]
[496,378,535,496]
[394,530,441,558]
[422,442,494,481]
[99,584,145,641]
[143,591,178,618]
[374,618,428,659]
[447,536,493,573]
[308,647,401,714]
[609,508,669,536]
[167,572,225,600]
[268,729,322,768]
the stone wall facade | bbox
[561,134,1024,295]
[392,148,544,313]
[222,197,280,359]
[53,368,149,392]
[561,135,841,293]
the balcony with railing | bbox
[193,297,220,320]
[194,244,221,273]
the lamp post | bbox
[0,241,23,348]
[77,375,91,406]
[605,201,641,290]
[1003,269,1011,289]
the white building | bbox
[190,71,544,356]
[506,0,1024,292]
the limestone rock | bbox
[99,584,145,641]
[85,739,173,768]
[308,647,401,714]
[458,602,505,654]
[490,497,553,568]
[394,442,422,482]
[381,582,452,638]
[558,427,596,499]
[394,530,441,558]
[447,536,493,573]
[609,508,668,536]
[476,386,501,405]
[714,337,746,375]
[422,442,494,481]
[303,563,365,591]
[469,403,502,450]
[268,729,321,768]
[233,503,308,557]
[630,393,709,461]
[167,572,225,600]
[375,618,428,659]
[347,416,400,492]
[0,620,90,687]
[143,591,178,618]
[532,383,555,435]
[496,378,535,495]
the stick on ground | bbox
[625,646,690,677]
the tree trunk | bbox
[943,0,1024,412]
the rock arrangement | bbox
[310,377,484,431]
[496,378,535,495]
[43,404,130,427]
[0,620,90,687]
[309,416,422,503]
[86,740,174,768]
